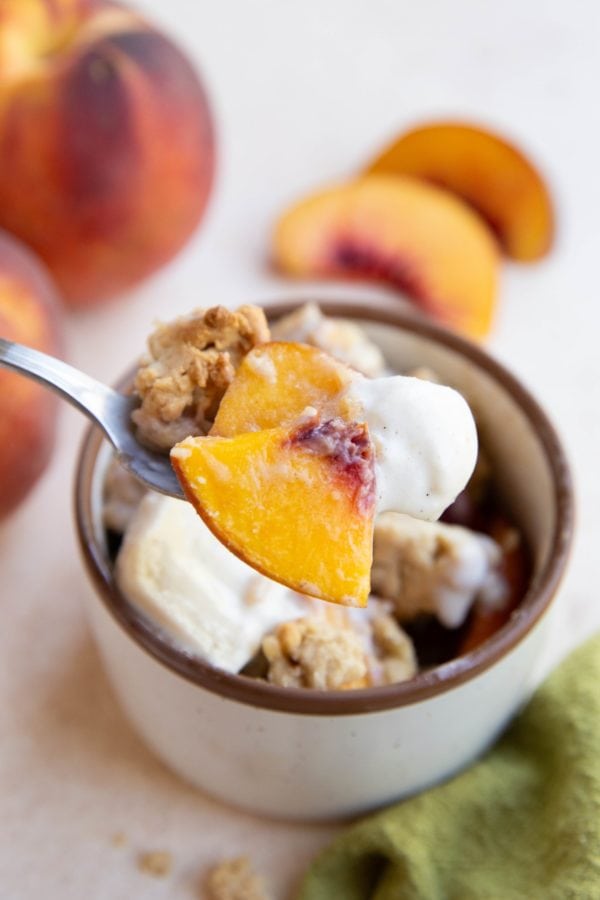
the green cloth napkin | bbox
[298,634,600,900]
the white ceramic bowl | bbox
[75,301,573,821]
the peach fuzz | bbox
[0,229,62,519]
[274,175,499,339]
[365,122,554,262]
[0,0,215,307]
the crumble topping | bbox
[271,301,385,376]
[137,850,172,878]
[371,613,418,684]
[262,616,369,689]
[205,856,270,900]
[131,305,269,451]
[372,512,505,628]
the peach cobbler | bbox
[102,303,529,690]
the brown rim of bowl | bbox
[74,300,574,716]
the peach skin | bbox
[0,0,215,307]
[274,175,499,339]
[171,419,376,607]
[365,122,554,262]
[0,229,62,518]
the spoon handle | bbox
[0,337,129,442]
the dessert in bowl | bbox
[75,300,573,820]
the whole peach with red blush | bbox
[0,0,215,307]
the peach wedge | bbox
[212,341,353,437]
[171,420,376,607]
[365,122,554,262]
[273,176,499,339]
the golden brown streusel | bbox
[205,856,269,900]
[132,305,269,451]
[371,512,502,627]
[262,616,368,689]
[371,613,418,684]
[137,850,172,877]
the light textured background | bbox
[1,1,599,897]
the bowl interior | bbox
[77,303,573,713]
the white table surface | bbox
[2,1,599,897]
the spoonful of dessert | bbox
[0,337,185,499]
[0,302,478,609]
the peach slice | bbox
[365,122,554,262]
[273,176,498,339]
[211,341,354,437]
[171,419,376,606]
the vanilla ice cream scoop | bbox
[343,372,478,521]
[116,493,313,671]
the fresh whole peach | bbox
[0,229,62,519]
[0,0,215,307]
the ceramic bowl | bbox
[74,301,573,821]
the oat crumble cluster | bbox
[372,512,504,628]
[371,612,418,685]
[262,616,369,689]
[205,856,270,900]
[132,305,269,451]
[108,302,521,692]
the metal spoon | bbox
[0,338,185,499]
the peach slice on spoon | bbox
[172,340,478,606]
[171,418,376,607]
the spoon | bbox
[0,338,185,499]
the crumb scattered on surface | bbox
[132,305,270,451]
[271,302,385,376]
[103,457,147,533]
[262,616,368,689]
[137,850,173,878]
[205,856,269,900]
[110,831,127,848]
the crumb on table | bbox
[110,831,128,848]
[205,856,270,900]
[132,305,270,451]
[137,850,173,878]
